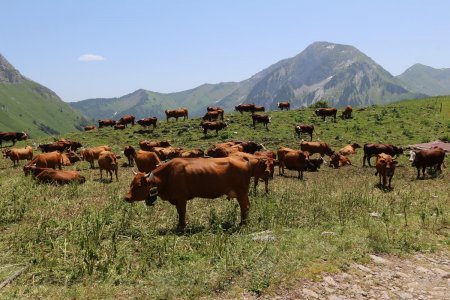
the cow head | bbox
[392,146,404,156]
[409,150,417,163]
[377,154,398,176]
[314,109,321,116]
[351,143,361,149]
[19,132,28,140]
[2,149,11,158]
[124,171,158,206]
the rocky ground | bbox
[276,250,450,300]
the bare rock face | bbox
[0,54,25,83]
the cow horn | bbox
[131,169,138,175]
[144,172,151,178]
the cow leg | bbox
[264,178,268,193]
[309,133,312,141]
[237,194,250,225]
[416,168,420,179]
[382,175,387,187]
[298,170,303,179]
[176,201,187,230]
[115,168,118,181]
[100,168,103,180]
[379,173,382,186]
[422,167,426,179]
[388,175,393,189]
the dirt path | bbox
[274,250,450,300]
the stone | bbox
[396,291,413,299]
[302,288,319,298]
[355,264,372,273]
[369,254,390,265]
[323,276,338,286]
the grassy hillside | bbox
[1,97,449,298]
[0,80,88,138]
[397,63,450,96]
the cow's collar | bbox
[145,172,158,206]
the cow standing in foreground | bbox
[329,152,352,168]
[0,132,28,148]
[363,143,403,167]
[134,150,162,173]
[410,147,445,179]
[2,146,33,166]
[315,108,337,121]
[295,124,314,141]
[124,157,254,230]
[375,153,397,189]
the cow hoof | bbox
[145,197,157,206]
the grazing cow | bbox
[315,108,337,121]
[98,151,119,181]
[134,150,162,173]
[0,132,28,148]
[230,152,274,194]
[137,117,157,129]
[150,147,183,161]
[235,104,255,114]
[252,105,265,113]
[114,124,126,130]
[240,141,265,154]
[278,102,290,111]
[117,115,135,127]
[165,108,188,121]
[98,119,117,128]
[207,107,224,120]
[26,166,85,184]
[124,145,136,167]
[180,149,205,158]
[300,141,334,157]
[338,143,361,156]
[341,105,353,119]
[277,147,310,179]
[410,147,445,179]
[251,114,271,129]
[23,151,63,175]
[329,152,352,168]
[38,142,67,153]
[363,143,404,167]
[139,140,171,151]
[306,157,324,172]
[201,121,227,136]
[295,124,314,141]
[124,157,254,229]
[203,111,220,121]
[81,145,112,168]
[375,153,397,188]
[2,146,33,166]
[84,125,97,131]
[57,139,82,152]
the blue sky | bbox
[1,0,450,102]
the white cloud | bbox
[78,54,105,62]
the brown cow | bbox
[278,102,290,111]
[26,166,85,184]
[363,143,403,167]
[84,125,97,131]
[295,124,314,141]
[124,156,254,229]
[117,115,135,127]
[81,145,112,168]
[180,149,205,158]
[341,105,353,119]
[207,106,224,119]
[329,152,352,168]
[165,108,188,121]
[38,142,68,153]
[206,144,244,158]
[338,143,361,156]
[277,147,310,179]
[61,151,82,166]
[150,147,183,161]
[254,150,277,178]
[98,119,116,128]
[98,151,119,181]
[137,117,157,129]
[57,139,82,152]
[251,114,271,129]
[230,152,273,194]
[23,151,63,175]
[410,147,445,179]
[0,132,28,148]
[300,141,333,157]
[139,140,171,151]
[252,105,265,113]
[124,145,136,167]
[235,104,255,114]
[114,124,126,130]
[203,111,220,121]
[134,150,162,173]
[315,108,337,121]
[201,121,227,136]
[2,146,33,166]
[375,153,397,188]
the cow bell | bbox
[145,187,158,206]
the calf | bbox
[338,143,361,156]
[252,114,271,129]
[201,121,227,136]
[277,147,309,179]
[410,147,445,179]
[295,124,314,141]
[98,151,119,181]
[124,145,136,167]
[375,153,397,188]
[329,152,352,168]
[2,146,33,166]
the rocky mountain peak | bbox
[0,54,26,84]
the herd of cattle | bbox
[0,102,447,229]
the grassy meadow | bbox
[0,97,449,298]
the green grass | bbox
[0,97,449,298]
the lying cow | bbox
[150,147,183,161]
[295,124,314,141]
[61,151,82,166]
[201,121,227,136]
[410,147,445,179]
[23,151,63,175]
[306,157,324,172]
[338,143,361,156]
[84,125,97,131]
[0,132,28,148]
[139,140,171,151]
[277,147,309,179]
[26,166,85,185]
[363,143,403,167]
[124,157,254,229]
[98,151,119,181]
[329,152,352,168]
[375,153,397,189]
[300,141,333,157]
[2,146,33,166]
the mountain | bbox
[0,54,88,138]
[396,63,450,96]
[71,42,424,119]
